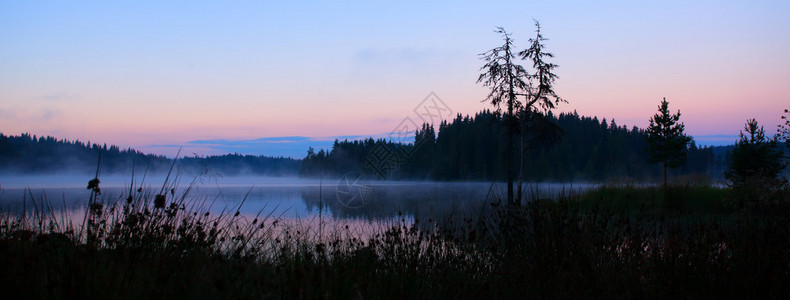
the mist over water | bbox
[0,173,595,221]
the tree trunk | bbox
[506,116,514,206]
[516,117,525,206]
[663,161,668,190]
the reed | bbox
[0,176,788,298]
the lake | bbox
[0,174,595,223]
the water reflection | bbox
[302,181,593,221]
[0,178,594,222]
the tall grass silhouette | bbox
[0,163,788,298]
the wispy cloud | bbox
[0,103,62,123]
[352,48,437,65]
[38,91,79,103]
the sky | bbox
[1,0,788,158]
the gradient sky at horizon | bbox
[2,1,788,158]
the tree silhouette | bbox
[726,119,788,207]
[515,20,566,202]
[0,133,300,176]
[296,111,718,182]
[645,98,691,188]
[778,108,790,145]
[477,27,528,205]
[519,21,565,113]
[477,22,565,205]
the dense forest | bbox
[300,110,728,182]
[2,110,732,181]
[0,133,300,176]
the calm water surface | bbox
[0,174,594,222]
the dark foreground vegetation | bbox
[1,182,788,298]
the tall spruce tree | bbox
[725,119,787,193]
[726,119,788,208]
[645,98,691,188]
[477,27,528,205]
[515,21,565,203]
[477,22,564,205]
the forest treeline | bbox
[0,133,300,176]
[300,110,728,182]
[1,110,730,181]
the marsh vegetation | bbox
[1,173,788,298]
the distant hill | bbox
[0,133,300,176]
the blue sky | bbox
[1,1,788,158]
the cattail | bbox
[154,194,166,209]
